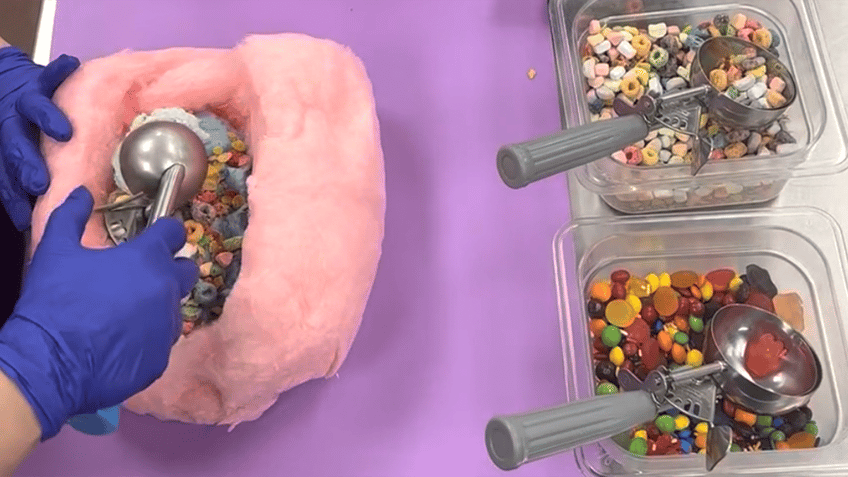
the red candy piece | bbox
[745,333,787,378]
[706,269,735,292]
[640,338,663,371]
[625,319,650,344]
[746,291,775,313]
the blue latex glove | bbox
[0,47,80,231]
[0,186,198,440]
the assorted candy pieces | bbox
[582,13,798,167]
[586,265,818,456]
[104,110,250,336]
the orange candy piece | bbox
[673,315,690,333]
[657,330,673,352]
[670,270,698,289]
[605,299,637,328]
[734,408,757,427]
[671,343,687,364]
[653,287,681,316]
[591,319,607,337]
[785,432,816,449]
[695,433,707,449]
[591,282,612,302]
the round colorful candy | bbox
[601,325,623,347]
[596,382,618,395]
[655,415,675,434]
[629,437,648,455]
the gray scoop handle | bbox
[497,114,650,189]
[486,391,657,471]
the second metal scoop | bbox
[102,121,207,243]
[497,37,798,188]
[485,304,821,472]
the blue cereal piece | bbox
[680,439,692,454]
[653,319,663,333]
[224,166,250,197]
[216,205,249,239]
[678,430,692,439]
[196,111,232,156]
[773,417,784,428]
[193,281,218,305]
[223,252,242,289]
[712,132,728,150]
[769,29,781,48]
[666,408,679,417]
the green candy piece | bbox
[629,437,648,456]
[804,421,818,436]
[655,415,675,434]
[756,415,773,427]
[668,363,682,371]
[759,426,776,438]
[596,382,618,395]
[730,443,742,452]
[770,430,786,443]
[181,305,201,320]
[688,315,704,333]
[726,86,740,100]
[210,264,225,277]
[648,48,669,69]
[601,325,622,348]
[223,236,243,252]
[674,331,689,345]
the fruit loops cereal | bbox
[582,14,798,167]
[587,265,819,455]
[104,109,249,336]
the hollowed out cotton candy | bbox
[29,34,385,426]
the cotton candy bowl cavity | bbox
[28,34,385,426]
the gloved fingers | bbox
[173,257,200,298]
[0,159,33,231]
[17,91,73,142]
[134,217,187,255]
[42,185,93,247]
[0,118,50,195]
[38,54,80,97]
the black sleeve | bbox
[0,201,30,327]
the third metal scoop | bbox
[485,304,821,472]
[497,36,798,188]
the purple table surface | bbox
[18,1,579,475]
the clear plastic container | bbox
[548,0,848,213]
[554,207,848,476]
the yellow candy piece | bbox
[623,26,639,37]
[709,68,728,91]
[695,422,709,435]
[645,273,659,292]
[625,294,642,314]
[700,113,709,129]
[631,35,652,58]
[199,262,213,277]
[659,272,671,288]
[749,65,767,78]
[620,76,642,100]
[631,67,650,86]
[634,430,647,440]
[201,179,219,191]
[752,28,772,49]
[626,277,651,298]
[208,162,224,175]
[698,448,706,455]
[232,139,247,152]
[728,276,743,292]
[227,131,237,140]
[641,147,659,166]
[675,415,690,430]
[767,90,787,108]
[686,349,704,367]
[184,220,204,244]
[700,280,714,301]
[605,299,637,328]
[212,146,224,155]
[609,346,625,367]
[220,195,232,205]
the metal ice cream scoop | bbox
[496,37,798,187]
[485,304,821,472]
[118,121,208,225]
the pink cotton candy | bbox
[31,34,385,426]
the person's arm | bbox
[0,370,40,477]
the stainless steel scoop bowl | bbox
[497,37,798,188]
[704,304,820,415]
[485,304,821,472]
[118,121,207,225]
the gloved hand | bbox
[0,46,80,231]
[0,186,198,440]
